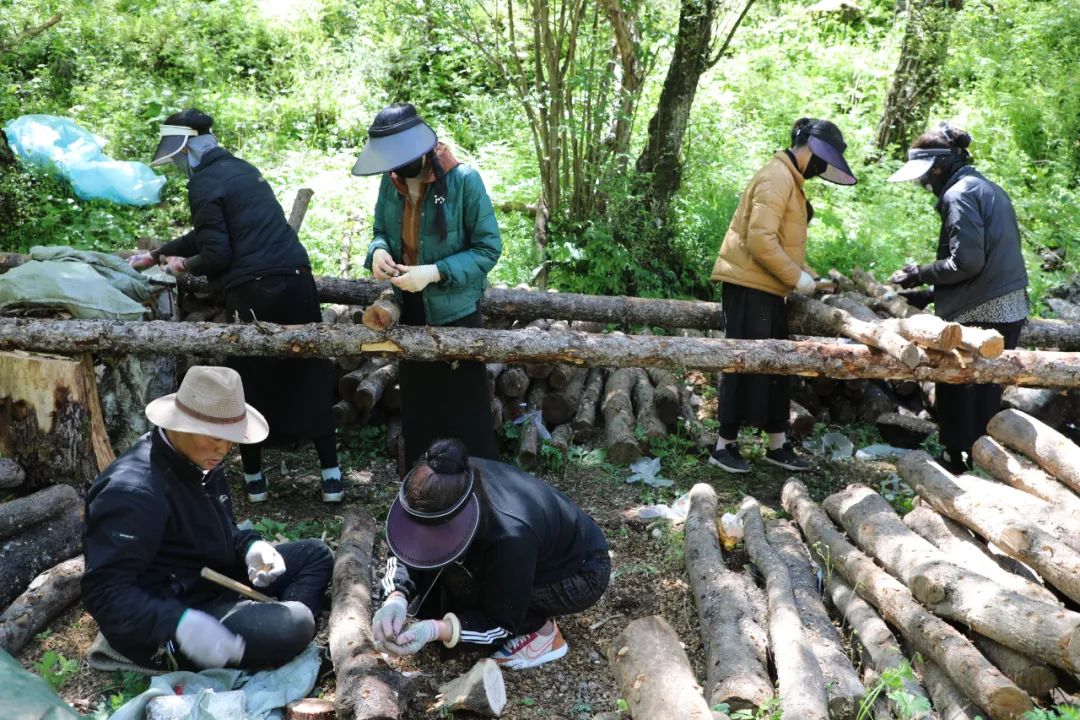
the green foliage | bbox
[340,424,389,467]
[252,516,340,542]
[33,649,79,692]
[108,670,150,710]
[1024,706,1080,720]
[857,660,932,720]
[729,696,783,720]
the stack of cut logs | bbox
[614,407,1080,720]
[0,459,86,657]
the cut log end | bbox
[285,697,336,720]
[434,659,507,717]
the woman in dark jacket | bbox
[353,104,502,470]
[130,108,341,503]
[888,124,1029,473]
[369,439,610,670]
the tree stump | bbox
[433,659,507,717]
[608,615,714,720]
[0,351,114,488]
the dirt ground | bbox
[18,431,900,719]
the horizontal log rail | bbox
[2,318,1079,387]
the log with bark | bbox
[353,362,399,414]
[678,386,714,449]
[742,498,829,720]
[602,369,641,464]
[788,294,926,368]
[0,555,84,655]
[0,350,115,488]
[972,435,1080,519]
[822,293,882,322]
[10,318,1080,387]
[571,368,606,443]
[647,368,681,426]
[333,400,358,427]
[917,656,981,720]
[631,369,667,449]
[361,288,401,332]
[1021,317,1080,351]
[287,188,315,234]
[898,450,1080,606]
[856,382,895,423]
[329,511,412,720]
[0,501,83,609]
[496,365,530,398]
[781,480,1031,720]
[607,615,715,720]
[875,412,936,449]
[959,324,1006,359]
[517,381,547,468]
[683,484,772,711]
[901,504,1059,606]
[432,659,507,717]
[823,483,1080,673]
[987,408,1080,494]
[381,383,401,413]
[851,268,919,318]
[880,314,962,352]
[973,635,1059,701]
[541,367,587,427]
[0,458,24,489]
[0,484,80,540]
[788,401,816,438]
[766,520,864,720]
[547,363,575,391]
[546,423,573,457]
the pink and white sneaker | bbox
[491,621,568,669]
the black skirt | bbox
[399,292,497,469]
[717,282,790,435]
[224,272,334,444]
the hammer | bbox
[200,567,273,603]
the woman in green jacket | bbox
[354,103,502,469]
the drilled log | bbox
[782,480,1031,720]
[857,382,896,423]
[766,520,864,720]
[547,423,573,456]
[0,484,79,540]
[959,325,1006,359]
[354,363,399,414]
[875,412,936,449]
[517,381,547,468]
[1021,317,1080,351]
[542,367,587,427]
[571,368,606,443]
[899,450,1080,606]
[684,484,772,711]
[0,502,83,609]
[822,292,882,322]
[329,511,412,720]
[361,289,401,332]
[0,555,84,655]
[789,294,926,368]
[602,369,640,464]
[972,436,1080,518]
[647,368,681,426]
[987,408,1080,494]
[608,615,714,720]
[433,659,506,717]
[6,319,1080,386]
[496,366,530,398]
[825,483,1080,673]
[631,369,666,449]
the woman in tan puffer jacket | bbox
[708,117,856,474]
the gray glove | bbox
[175,609,245,668]
[372,593,407,645]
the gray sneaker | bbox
[709,443,751,474]
[764,442,810,471]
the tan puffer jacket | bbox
[710,151,809,297]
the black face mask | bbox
[802,153,829,180]
[394,156,425,178]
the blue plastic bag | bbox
[3,114,165,206]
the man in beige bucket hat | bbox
[82,366,333,671]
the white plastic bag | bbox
[626,457,673,488]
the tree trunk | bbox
[901,504,1059,606]
[987,408,1080,494]
[329,512,411,720]
[972,435,1080,518]
[572,368,606,443]
[518,381,547,468]
[0,555,83,655]
[741,499,829,720]
[0,351,114,489]
[8,319,1080,387]
[788,294,926,368]
[361,289,401,332]
[0,502,83,609]
[542,367,588,426]
[766,520,864,720]
[874,0,960,153]
[0,458,24,489]
[683,484,772,711]
[602,369,641,464]
[898,450,1080,606]
[608,615,715,720]
[781,480,1032,720]
[433,659,507,718]
[0,485,80,540]
[631,369,667,449]
[824,483,1080,673]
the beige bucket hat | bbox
[145,366,269,444]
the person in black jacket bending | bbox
[82,366,333,671]
[129,108,342,503]
[369,439,610,670]
[887,123,1029,474]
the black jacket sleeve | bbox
[154,230,197,260]
[919,189,987,286]
[184,196,233,277]
[81,484,188,650]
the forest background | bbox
[0,0,1077,307]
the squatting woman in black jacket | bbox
[887,124,1029,473]
[130,109,341,503]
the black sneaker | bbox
[934,450,970,476]
[321,476,344,503]
[764,443,810,471]
[245,476,268,503]
[709,443,751,474]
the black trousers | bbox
[936,319,1025,454]
[399,292,497,470]
[171,539,333,670]
[717,282,790,438]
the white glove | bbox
[175,609,245,668]
[794,271,816,294]
[390,264,441,293]
[163,255,188,276]
[245,540,286,588]
[128,252,156,270]
[372,593,408,645]
[371,248,399,280]
[383,618,442,657]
